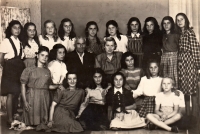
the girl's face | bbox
[56,48,65,61]
[162,78,173,92]
[163,20,171,32]
[146,21,154,34]
[37,51,49,64]
[176,15,185,28]
[114,75,123,89]
[11,24,21,37]
[108,24,117,36]
[125,56,134,68]
[93,73,102,85]
[88,25,97,37]
[105,41,115,54]
[45,22,55,35]
[27,25,36,39]
[130,21,139,33]
[67,74,77,87]
[63,21,72,35]
[149,62,159,77]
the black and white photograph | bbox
[0,0,200,134]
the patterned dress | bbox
[127,33,143,67]
[178,28,200,95]
[20,66,52,126]
[86,37,104,55]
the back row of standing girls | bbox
[0,12,200,130]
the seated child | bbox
[106,72,146,130]
[146,76,182,133]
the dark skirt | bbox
[1,57,25,96]
[79,103,109,130]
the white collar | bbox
[64,36,69,40]
[131,33,140,38]
[11,35,19,41]
[114,87,123,94]
[76,51,84,57]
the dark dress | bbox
[45,88,85,133]
[142,32,162,70]
[1,38,25,96]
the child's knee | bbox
[146,113,153,119]
[174,113,182,120]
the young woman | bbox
[176,13,200,119]
[104,20,128,53]
[95,37,122,83]
[48,44,68,100]
[77,68,110,130]
[127,17,143,67]
[23,22,40,67]
[160,16,179,88]
[85,21,104,55]
[0,20,25,125]
[146,76,182,133]
[39,20,61,50]
[106,72,146,130]
[120,52,143,90]
[20,46,52,128]
[133,59,163,118]
[58,18,76,53]
[142,17,162,71]
[45,72,85,133]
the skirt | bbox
[79,103,109,130]
[1,57,25,96]
[22,88,50,126]
[138,96,155,118]
[110,110,146,128]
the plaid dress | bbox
[178,28,200,95]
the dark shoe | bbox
[171,126,179,133]
[99,125,107,130]
[147,123,156,130]
[110,127,119,131]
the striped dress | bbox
[20,66,52,126]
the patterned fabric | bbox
[138,96,155,118]
[178,28,200,95]
[86,37,104,55]
[23,40,39,58]
[120,68,143,90]
[160,52,178,87]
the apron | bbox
[1,38,25,95]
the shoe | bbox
[110,127,119,131]
[171,126,179,133]
[147,123,156,130]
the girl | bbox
[23,22,40,67]
[120,52,143,91]
[176,13,200,119]
[133,59,163,118]
[58,18,76,53]
[160,16,179,88]
[85,21,104,55]
[20,46,52,128]
[104,20,128,53]
[39,20,61,50]
[77,68,110,130]
[142,17,162,71]
[0,20,25,125]
[46,72,85,133]
[48,44,68,100]
[146,76,182,133]
[127,17,143,67]
[95,37,122,83]
[106,72,146,130]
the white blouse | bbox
[104,35,128,53]
[0,36,24,59]
[61,36,76,52]
[48,60,67,84]
[133,76,163,97]
[23,40,39,58]
[39,35,61,51]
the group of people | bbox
[0,12,199,133]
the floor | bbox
[1,112,198,134]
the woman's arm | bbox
[21,84,31,111]
[47,101,57,128]
[0,53,5,68]
[155,104,163,117]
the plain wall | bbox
[41,0,169,38]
